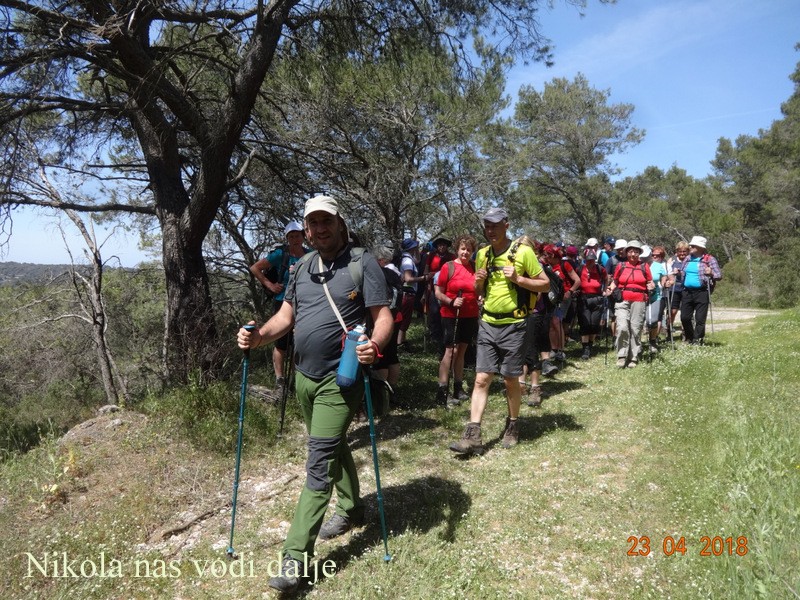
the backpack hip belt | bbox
[482,306,529,320]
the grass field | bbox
[1,308,798,599]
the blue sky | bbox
[3,0,799,266]
[507,0,800,179]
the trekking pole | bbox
[603,298,609,367]
[707,284,714,341]
[448,292,463,389]
[362,367,392,563]
[227,324,255,559]
[668,285,675,352]
[277,333,293,438]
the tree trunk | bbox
[161,214,219,384]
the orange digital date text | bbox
[626,535,748,557]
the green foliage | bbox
[0,378,101,457]
[142,374,276,455]
[498,74,644,239]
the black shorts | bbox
[441,316,479,347]
[272,300,292,351]
[524,312,550,370]
[374,324,400,369]
[670,290,683,311]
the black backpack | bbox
[542,263,564,308]
[382,266,403,316]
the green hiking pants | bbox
[284,372,364,560]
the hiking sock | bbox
[453,380,464,399]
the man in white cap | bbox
[238,195,393,592]
[449,206,550,455]
[671,235,722,345]
[249,221,309,392]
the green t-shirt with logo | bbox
[476,242,542,325]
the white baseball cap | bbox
[585,237,599,247]
[303,195,339,218]
[284,221,303,236]
[614,239,628,250]
[689,235,707,249]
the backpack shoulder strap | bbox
[289,249,317,310]
[347,247,366,291]
[278,244,291,280]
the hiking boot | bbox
[581,346,591,360]
[627,360,638,368]
[449,422,484,455]
[435,385,448,406]
[541,360,559,377]
[446,396,461,409]
[501,417,520,449]
[275,376,286,394]
[526,385,543,408]
[319,512,363,540]
[616,357,627,368]
[649,341,659,353]
[551,350,566,362]
[268,554,302,593]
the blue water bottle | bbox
[336,324,367,387]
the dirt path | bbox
[697,306,780,331]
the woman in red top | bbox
[543,244,580,362]
[576,251,607,359]
[434,234,479,407]
[604,240,654,368]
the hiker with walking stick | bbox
[673,236,722,345]
[434,235,479,408]
[449,209,550,455]
[237,195,393,593]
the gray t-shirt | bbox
[285,246,390,379]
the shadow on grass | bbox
[542,380,584,395]
[346,413,439,451]
[451,411,583,458]
[308,476,471,589]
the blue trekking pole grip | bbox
[227,324,256,559]
[362,365,392,563]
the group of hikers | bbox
[238,195,722,592]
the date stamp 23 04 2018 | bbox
[627,535,749,557]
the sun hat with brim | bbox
[640,244,651,258]
[432,237,451,247]
[585,237,599,247]
[482,207,508,223]
[689,235,707,249]
[614,239,628,251]
[626,240,643,251]
[284,221,303,236]
[303,195,339,218]
[401,239,419,251]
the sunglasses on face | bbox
[653,253,664,258]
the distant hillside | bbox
[0,262,80,286]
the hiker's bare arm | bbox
[503,268,550,293]
[355,306,393,364]
[237,302,294,350]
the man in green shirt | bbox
[449,207,550,455]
